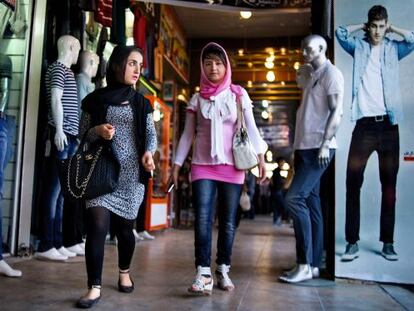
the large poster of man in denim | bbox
[334,0,414,283]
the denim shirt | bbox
[335,26,414,125]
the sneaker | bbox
[66,244,85,256]
[57,246,77,258]
[381,243,398,261]
[133,229,144,242]
[341,243,359,262]
[139,230,155,240]
[0,260,22,277]
[34,248,68,261]
[279,264,312,283]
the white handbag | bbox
[239,191,251,211]
[232,99,258,170]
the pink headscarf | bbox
[199,42,243,99]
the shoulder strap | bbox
[236,96,246,130]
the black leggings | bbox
[85,207,135,287]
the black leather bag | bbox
[59,137,120,200]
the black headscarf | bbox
[82,45,143,110]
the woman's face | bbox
[123,51,143,85]
[203,55,226,84]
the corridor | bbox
[0,216,413,311]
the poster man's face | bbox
[368,19,388,45]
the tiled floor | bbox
[0,216,413,310]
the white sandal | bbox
[188,266,213,295]
[216,264,235,291]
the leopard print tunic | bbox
[80,104,157,219]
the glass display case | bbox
[144,95,172,230]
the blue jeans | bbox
[192,179,242,267]
[0,115,16,260]
[37,129,78,252]
[285,149,334,268]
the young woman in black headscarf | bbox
[75,46,157,309]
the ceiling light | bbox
[195,86,200,92]
[238,49,244,56]
[247,62,253,68]
[280,47,286,55]
[247,80,253,87]
[261,100,269,108]
[265,61,274,69]
[240,11,252,19]
[280,81,285,86]
[294,62,301,70]
[261,111,269,120]
[266,71,275,82]
[266,56,275,62]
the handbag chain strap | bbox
[66,146,103,199]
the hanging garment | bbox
[95,0,112,28]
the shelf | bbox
[163,55,189,85]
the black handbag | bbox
[59,136,120,200]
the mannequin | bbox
[35,35,81,261]
[61,51,100,256]
[279,35,344,283]
[0,53,21,277]
[76,51,99,102]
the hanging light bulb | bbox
[261,100,269,108]
[247,80,253,88]
[265,61,274,69]
[238,49,244,56]
[261,111,269,119]
[240,11,252,19]
[266,71,275,82]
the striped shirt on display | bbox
[46,61,79,136]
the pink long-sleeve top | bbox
[174,87,268,185]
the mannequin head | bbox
[301,35,327,69]
[296,63,314,89]
[57,35,81,67]
[79,51,99,79]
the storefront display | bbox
[145,95,172,231]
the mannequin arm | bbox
[50,87,67,151]
[318,93,343,166]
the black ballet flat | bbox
[76,286,101,309]
[118,270,135,293]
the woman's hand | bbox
[141,151,155,172]
[95,123,115,140]
[167,164,181,190]
[257,154,266,184]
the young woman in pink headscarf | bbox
[171,42,267,294]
